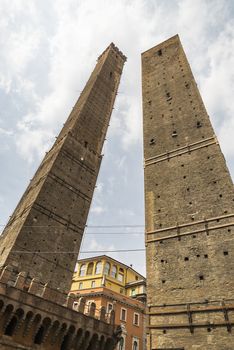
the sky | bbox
[0,0,234,276]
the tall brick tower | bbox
[142,35,234,349]
[0,43,126,292]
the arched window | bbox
[34,326,45,344]
[133,340,138,350]
[95,261,102,274]
[4,316,18,336]
[34,318,51,345]
[104,262,110,275]
[4,308,24,336]
[79,264,86,276]
[87,262,94,275]
[111,265,117,278]
[119,337,124,350]
[118,268,124,282]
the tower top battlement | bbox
[98,42,127,62]
[141,33,179,55]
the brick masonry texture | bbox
[0,265,119,349]
[0,43,126,293]
[142,35,234,349]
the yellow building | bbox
[71,255,146,350]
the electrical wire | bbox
[0,231,144,235]
[11,248,146,254]
[0,224,144,228]
[87,225,145,228]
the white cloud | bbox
[0,195,4,204]
[118,208,135,217]
[0,1,43,91]
[88,239,115,252]
[0,127,13,136]
[199,21,234,156]
[114,155,126,170]
[95,183,104,195]
[90,206,106,215]
[0,0,233,163]
[79,238,115,259]
[15,127,54,163]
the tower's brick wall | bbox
[142,35,234,349]
[0,44,126,292]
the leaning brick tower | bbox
[142,35,234,349]
[0,43,126,293]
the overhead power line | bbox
[0,231,144,235]
[80,249,145,253]
[0,224,144,228]
[11,249,146,254]
[85,232,144,235]
[87,225,145,228]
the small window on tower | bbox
[157,49,162,56]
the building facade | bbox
[71,255,146,350]
[142,35,234,349]
[0,43,126,349]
